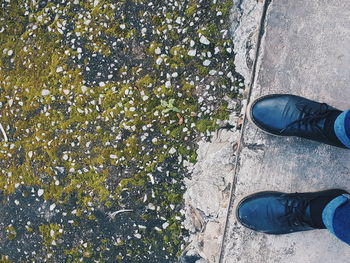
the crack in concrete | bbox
[218,0,273,262]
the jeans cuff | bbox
[322,194,349,235]
[334,110,350,148]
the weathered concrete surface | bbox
[182,119,240,263]
[181,1,264,262]
[221,0,350,262]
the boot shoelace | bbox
[279,102,331,137]
[279,196,310,227]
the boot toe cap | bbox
[236,192,282,234]
[249,94,294,134]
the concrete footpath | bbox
[220,0,350,262]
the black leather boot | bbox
[247,94,346,148]
[236,189,348,235]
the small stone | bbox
[38,189,44,197]
[203,60,211,66]
[165,81,171,88]
[148,203,156,210]
[41,89,50,96]
[200,36,210,45]
[169,147,176,154]
[188,50,196,56]
[156,57,163,65]
[155,47,161,54]
[50,203,56,211]
[81,86,88,93]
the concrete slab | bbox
[221,0,350,262]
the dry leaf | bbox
[177,113,184,125]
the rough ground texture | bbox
[182,0,263,262]
[0,1,244,262]
[221,0,350,262]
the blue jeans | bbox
[323,194,350,245]
[334,110,350,148]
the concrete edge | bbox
[217,0,273,262]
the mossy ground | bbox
[0,0,244,262]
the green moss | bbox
[5,225,17,241]
[38,223,63,247]
[186,4,197,17]
[0,255,13,263]
[0,0,243,261]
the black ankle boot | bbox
[247,94,346,148]
[236,189,348,235]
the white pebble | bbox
[156,57,163,65]
[203,60,211,66]
[38,189,44,197]
[188,50,196,56]
[41,89,50,96]
[148,203,156,210]
[155,47,161,54]
[169,147,176,154]
[200,36,210,45]
[81,86,88,93]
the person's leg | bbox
[322,194,350,245]
[248,94,350,149]
[334,110,350,149]
[236,189,348,235]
